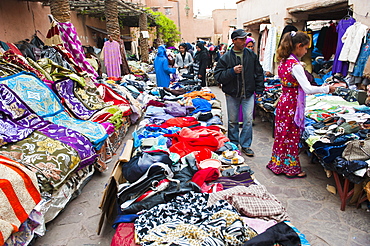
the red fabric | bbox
[322,23,338,61]
[191,167,223,193]
[160,117,199,128]
[91,112,113,123]
[2,50,46,81]
[97,84,132,116]
[179,127,229,149]
[111,223,137,246]
[267,59,303,176]
[168,134,219,157]
[194,149,213,163]
[6,43,23,56]
[146,100,166,108]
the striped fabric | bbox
[0,155,41,245]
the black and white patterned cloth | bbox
[135,192,257,245]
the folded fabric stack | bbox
[0,24,149,244]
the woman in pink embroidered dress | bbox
[266,31,335,179]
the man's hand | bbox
[234,64,243,74]
[255,93,263,98]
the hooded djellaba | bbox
[154,45,176,87]
[193,42,209,86]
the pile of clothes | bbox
[111,84,310,246]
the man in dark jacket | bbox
[214,29,264,157]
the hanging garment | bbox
[332,17,356,76]
[44,21,63,47]
[316,26,329,52]
[131,41,139,60]
[322,23,338,60]
[262,26,277,73]
[0,72,108,149]
[102,40,122,77]
[259,27,269,63]
[58,22,98,78]
[339,22,369,72]
[352,30,370,77]
[363,56,370,79]
[119,39,131,75]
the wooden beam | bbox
[243,16,270,27]
[287,0,347,14]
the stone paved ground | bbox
[35,86,369,246]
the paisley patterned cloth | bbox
[0,83,97,169]
[267,58,302,176]
[74,78,107,110]
[53,78,99,120]
[0,72,108,149]
[135,192,257,246]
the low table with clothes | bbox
[302,94,370,211]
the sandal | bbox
[285,172,307,179]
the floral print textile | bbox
[0,131,80,193]
[267,58,302,175]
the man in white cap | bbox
[214,29,264,157]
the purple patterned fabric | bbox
[58,22,98,78]
[0,84,97,169]
[53,79,98,120]
[332,17,356,76]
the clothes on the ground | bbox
[207,185,289,222]
[135,192,257,245]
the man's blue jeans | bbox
[225,94,254,149]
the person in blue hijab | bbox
[154,45,176,87]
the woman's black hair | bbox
[179,43,188,51]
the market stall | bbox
[0,19,141,244]
[98,75,311,245]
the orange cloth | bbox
[183,91,216,101]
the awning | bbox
[86,25,108,35]
[86,25,132,40]
[243,16,270,27]
[287,0,349,21]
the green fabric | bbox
[0,131,80,193]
